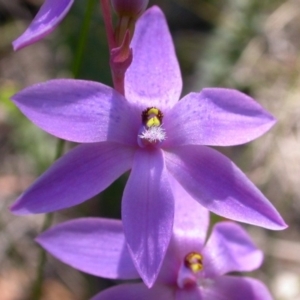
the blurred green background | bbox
[0,0,300,299]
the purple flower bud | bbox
[111,0,149,17]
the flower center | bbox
[177,251,204,289]
[137,107,166,147]
[184,252,203,273]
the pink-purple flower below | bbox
[36,193,273,299]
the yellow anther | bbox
[139,107,166,146]
[147,107,159,116]
[146,116,161,127]
[142,107,164,127]
[184,252,203,273]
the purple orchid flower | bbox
[13,0,74,51]
[10,6,286,287]
[36,183,273,299]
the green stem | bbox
[31,139,65,300]
[31,0,95,297]
[31,215,53,299]
[71,0,97,78]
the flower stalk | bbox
[100,0,116,50]
[101,0,129,95]
[100,0,149,95]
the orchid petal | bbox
[13,0,74,50]
[172,175,209,249]
[203,222,263,278]
[163,88,276,147]
[201,276,273,300]
[165,145,287,230]
[122,148,174,287]
[125,6,182,110]
[36,218,139,279]
[11,79,139,145]
[11,142,134,214]
[91,283,175,300]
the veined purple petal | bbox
[165,145,287,230]
[163,88,276,148]
[203,222,263,278]
[122,148,174,287]
[13,0,74,50]
[11,142,134,214]
[91,283,175,300]
[36,218,139,279]
[201,276,273,300]
[11,79,140,145]
[125,6,182,110]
